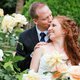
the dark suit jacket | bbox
[16,26,39,72]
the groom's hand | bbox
[34,42,47,50]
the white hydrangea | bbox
[0,49,4,61]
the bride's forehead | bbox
[52,18,60,24]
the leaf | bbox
[3,61,14,71]
[4,75,11,80]
[12,56,24,62]
[16,73,23,80]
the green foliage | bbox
[22,0,80,26]
[0,53,25,80]
[0,28,23,51]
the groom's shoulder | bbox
[20,26,36,36]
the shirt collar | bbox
[36,26,48,35]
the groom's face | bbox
[33,6,53,31]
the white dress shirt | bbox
[36,26,49,42]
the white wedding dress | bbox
[38,53,52,74]
[38,52,53,80]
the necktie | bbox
[40,32,46,42]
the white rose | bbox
[12,13,28,27]
[1,14,16,33]
[0,8,4,16]
[0,49,4,61]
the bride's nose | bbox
[48,25,53,32]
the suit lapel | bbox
[30,27,39,45]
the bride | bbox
[30,15,80,79]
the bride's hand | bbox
[34,42,47,50]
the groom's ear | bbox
[33,18,38,25]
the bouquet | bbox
[46,51,80,80]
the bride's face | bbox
[48,18,65,41]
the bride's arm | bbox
[30,48,42,72]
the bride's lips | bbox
[48,30,55,34]
[48,32,55,38]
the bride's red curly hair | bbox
[56,15,80,65]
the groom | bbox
[16,2,53,72]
